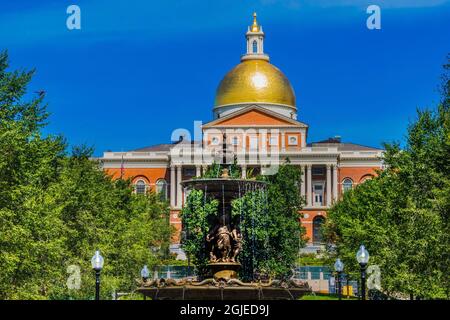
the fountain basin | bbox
[137,278,311,300]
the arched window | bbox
[342,178,353,193]
[313,216,325,245]
[135,180,147,195]
[156,179,168,200]
[252,40,258,53]
[360,174,374,183]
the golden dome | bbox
[214,59,296,109]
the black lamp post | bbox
[91,250,104,300]
[334,258,344,300]
[356,245,370,301]
[141,265,149,282]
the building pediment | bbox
[202,105,308,128]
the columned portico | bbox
[301,162,337,208]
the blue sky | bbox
[1,0,449,155]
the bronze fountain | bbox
[136,167,311,300]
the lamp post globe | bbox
[141,265,150,282]
[356,245,369,300]
[91,250,104,300]
[140,265,150,300]
[334,258,344,272]
[334,258,344,300]
[356,245,369,265]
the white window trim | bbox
[135,179,148,194]
[342,178,354,192]
[156,179,168,199]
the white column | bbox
[241,165,247,179]
[260,131,267,154]
[196,165,201,177]
[281,132,286,152]
[300,165,306,198]
[176,165,182,208]
[333,164,338,202]
[326,165,332,206]
[170,165,176,208]
[306,164,312,207]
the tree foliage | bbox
[0,51,173,299]
[180,190,218,277]
[260,163,306,279]
[324,57,450,299]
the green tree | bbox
[0,50,68,299]
[0,51,173,299]
[324,57,449,299]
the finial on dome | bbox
[251,12,260,32]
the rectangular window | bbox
[313,184,324,206]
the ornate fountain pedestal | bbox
[208,262,241,281]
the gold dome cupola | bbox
[213,13,297,120]
[242,12,269,62]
